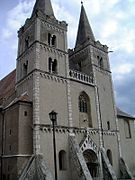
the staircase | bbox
[19,155,54,180]
[101,147,117,180]
[120,157,134,179]
[69,134,93,180]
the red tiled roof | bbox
[0,69,16,99]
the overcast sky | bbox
[0,0,135,116]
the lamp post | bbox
[49,110,58,180]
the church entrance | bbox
[83,150,99,178]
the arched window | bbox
[78,92,92,127]
[52,59,57,73]
[48,58,57,74]
[107,149,113,165]
[79,95,87,113]
[52,35,56,47]
[48,58,52,72]
[59,150,67,170]
[124,120,131,138]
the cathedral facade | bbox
[0,0,135,179]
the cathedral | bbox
[0,0,135,179]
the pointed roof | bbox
[32,0,55,18]
[75,4,95,48]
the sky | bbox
[0,0,135,116]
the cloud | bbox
[1,0,35,42]
[1,0,135,116]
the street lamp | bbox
[49,110,58,180]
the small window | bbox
[9,145,11,151]
[48,58,52,72]
[23,61,28,77]
[124,120,131,138]
[107,149,113,165]
[9,129,12,135]
[99,57,103,68]
[24,111,28,116]
[52,59,57,73]
[59,150,67,170]
[25,36,29,49]
[48,33,51,45]
[52,35,56,47]
[107,121,110,130]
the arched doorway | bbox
[83,150,99,178]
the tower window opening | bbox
[52,35,56,47]
[48,58,57,74]
[107,121,110,130]
[99,57,103,68]
[52,59,57,73]
[59,150,67,170]
[48,58,52,72]
[48,33,57,47]
[23,61,28,77]
[25,36,29,50]
[48,33,51,45]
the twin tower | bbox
[14,0,120,179]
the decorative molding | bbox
[1,154,32,158]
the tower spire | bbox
[32,0,55,18]
[75,4,95,48]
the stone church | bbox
[0,0,135,179]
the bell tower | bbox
[69,3,119,176]
[16,0,69,157]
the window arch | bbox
[59,150,67,170]
[124,120,131,138]
[48,33,57,47]
[107,149,113,165]
[78,92,92,127]
[79,94,88,113]
[48,58,57,74]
